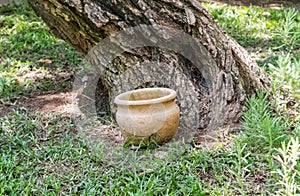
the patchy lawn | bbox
[0,0,299,195]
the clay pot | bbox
[114,88,180,145]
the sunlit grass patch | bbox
[203,3,283,47]
[0,2,82,66]
[202,3,300,51]
[0,59,72,101]
[0,60,32,100]
[0,2,81,101]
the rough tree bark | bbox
[28,0,269,136]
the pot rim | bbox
[114,87,176,106]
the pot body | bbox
[114,88,180,144]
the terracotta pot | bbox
[114,88,180,145]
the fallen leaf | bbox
[38,59,52,64]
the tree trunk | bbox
[28,0,269,137]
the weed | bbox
[273,137,300,195]
[228,143,251,194]
[238,91,286,154]
[270,54,300,99]
[273,8,300,51]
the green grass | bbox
[0,3,81,65]
[202,3,300,49]
[202,3,300,70]
[0,111,205,195]
[2,106,297,194]
[0,2,81,101]
[0,1,300,195]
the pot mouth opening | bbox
[114,88,176,106]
